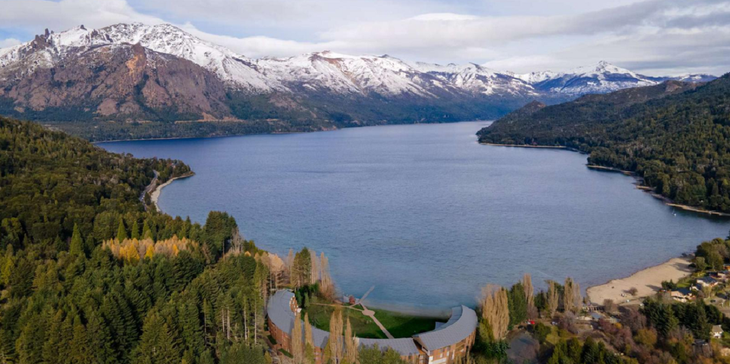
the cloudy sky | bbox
[0,0,728,75]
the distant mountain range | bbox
[0,23,718,139]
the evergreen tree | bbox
[131,220,140,240]
[71,314,90,363]
[142,220,153,240]
[508,282,527,326]
[133,311,180,364]
[117,219,128,242]
[70,223,84,256]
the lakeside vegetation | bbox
[474,269,730,364]
[0,115,419,364]
[7,101,730,364]
[0,116,278,363]
[478,75,730,213]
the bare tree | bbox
[573,281,582,312]
[286,249,295,285]
[603,299,616,314]
[523,273,535,319]
[304,313,315,364]
[558,311,578,334]
[344,318,359,364]
[480,284,510,341]
[310,249,320,285]
[328,309,344,363]
[319,252,335,300]
[563,278,576,313]
[547,280,560,318]
[292,310,304,364]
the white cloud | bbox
[0,0,728,75]
[0,39,21,48]
[0,0,164,33]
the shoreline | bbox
[586,256,693,305]
[149,172,195,212]
[479,142,579,152]
[586,164,633,175]
[482,143,730,218]
[90,120,491,144]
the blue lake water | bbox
[101,121,730,308]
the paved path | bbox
[360,303,394,339]
[140,170,159,210]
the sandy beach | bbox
[150,173,194,212]
[586,257,693,305]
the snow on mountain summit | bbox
[517,61,659,95]
[0,24,715,101]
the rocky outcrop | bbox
[0,40,231,121]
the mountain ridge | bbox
[0,23,719,140]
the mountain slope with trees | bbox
[477,74,730,213]
[0,116,273,363]
[0,23,714,141]
[0,116,411,364]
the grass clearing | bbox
[301,297,441,339]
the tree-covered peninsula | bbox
[478,74,730,213]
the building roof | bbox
[267,291,331,348]
[358,338,421,356]
[268,290,296,335]
[268,290,477,356]
[413,305,477,351]
[712,325,724,333]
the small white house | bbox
[712,325,724,339]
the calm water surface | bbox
[101,122,730,308]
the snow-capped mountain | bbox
[413,62,539,97]
[519,61,658,96]
[0,23,717,127]
[258,51,438,97]
[0,23,279,93]
[661,74,718,83]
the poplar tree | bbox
[547,281,559,318]
[304,314,315,364]
[480,284,509,341]
[523,273,535,318]
[329,309,344,363]
[292,311,304,364]
[344,318,358,364]
[564,278,580,313]
[319,252,335,299]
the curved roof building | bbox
[266,290,477,364]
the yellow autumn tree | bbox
[103,235,198,264]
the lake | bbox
[101,121,730,308]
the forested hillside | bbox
[478,75,730,213]
[0,116,271,363]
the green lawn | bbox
[373,309,440,338]
[302,298,441,339]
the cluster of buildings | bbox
[669,271,729,302]
[267,290,477,364]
